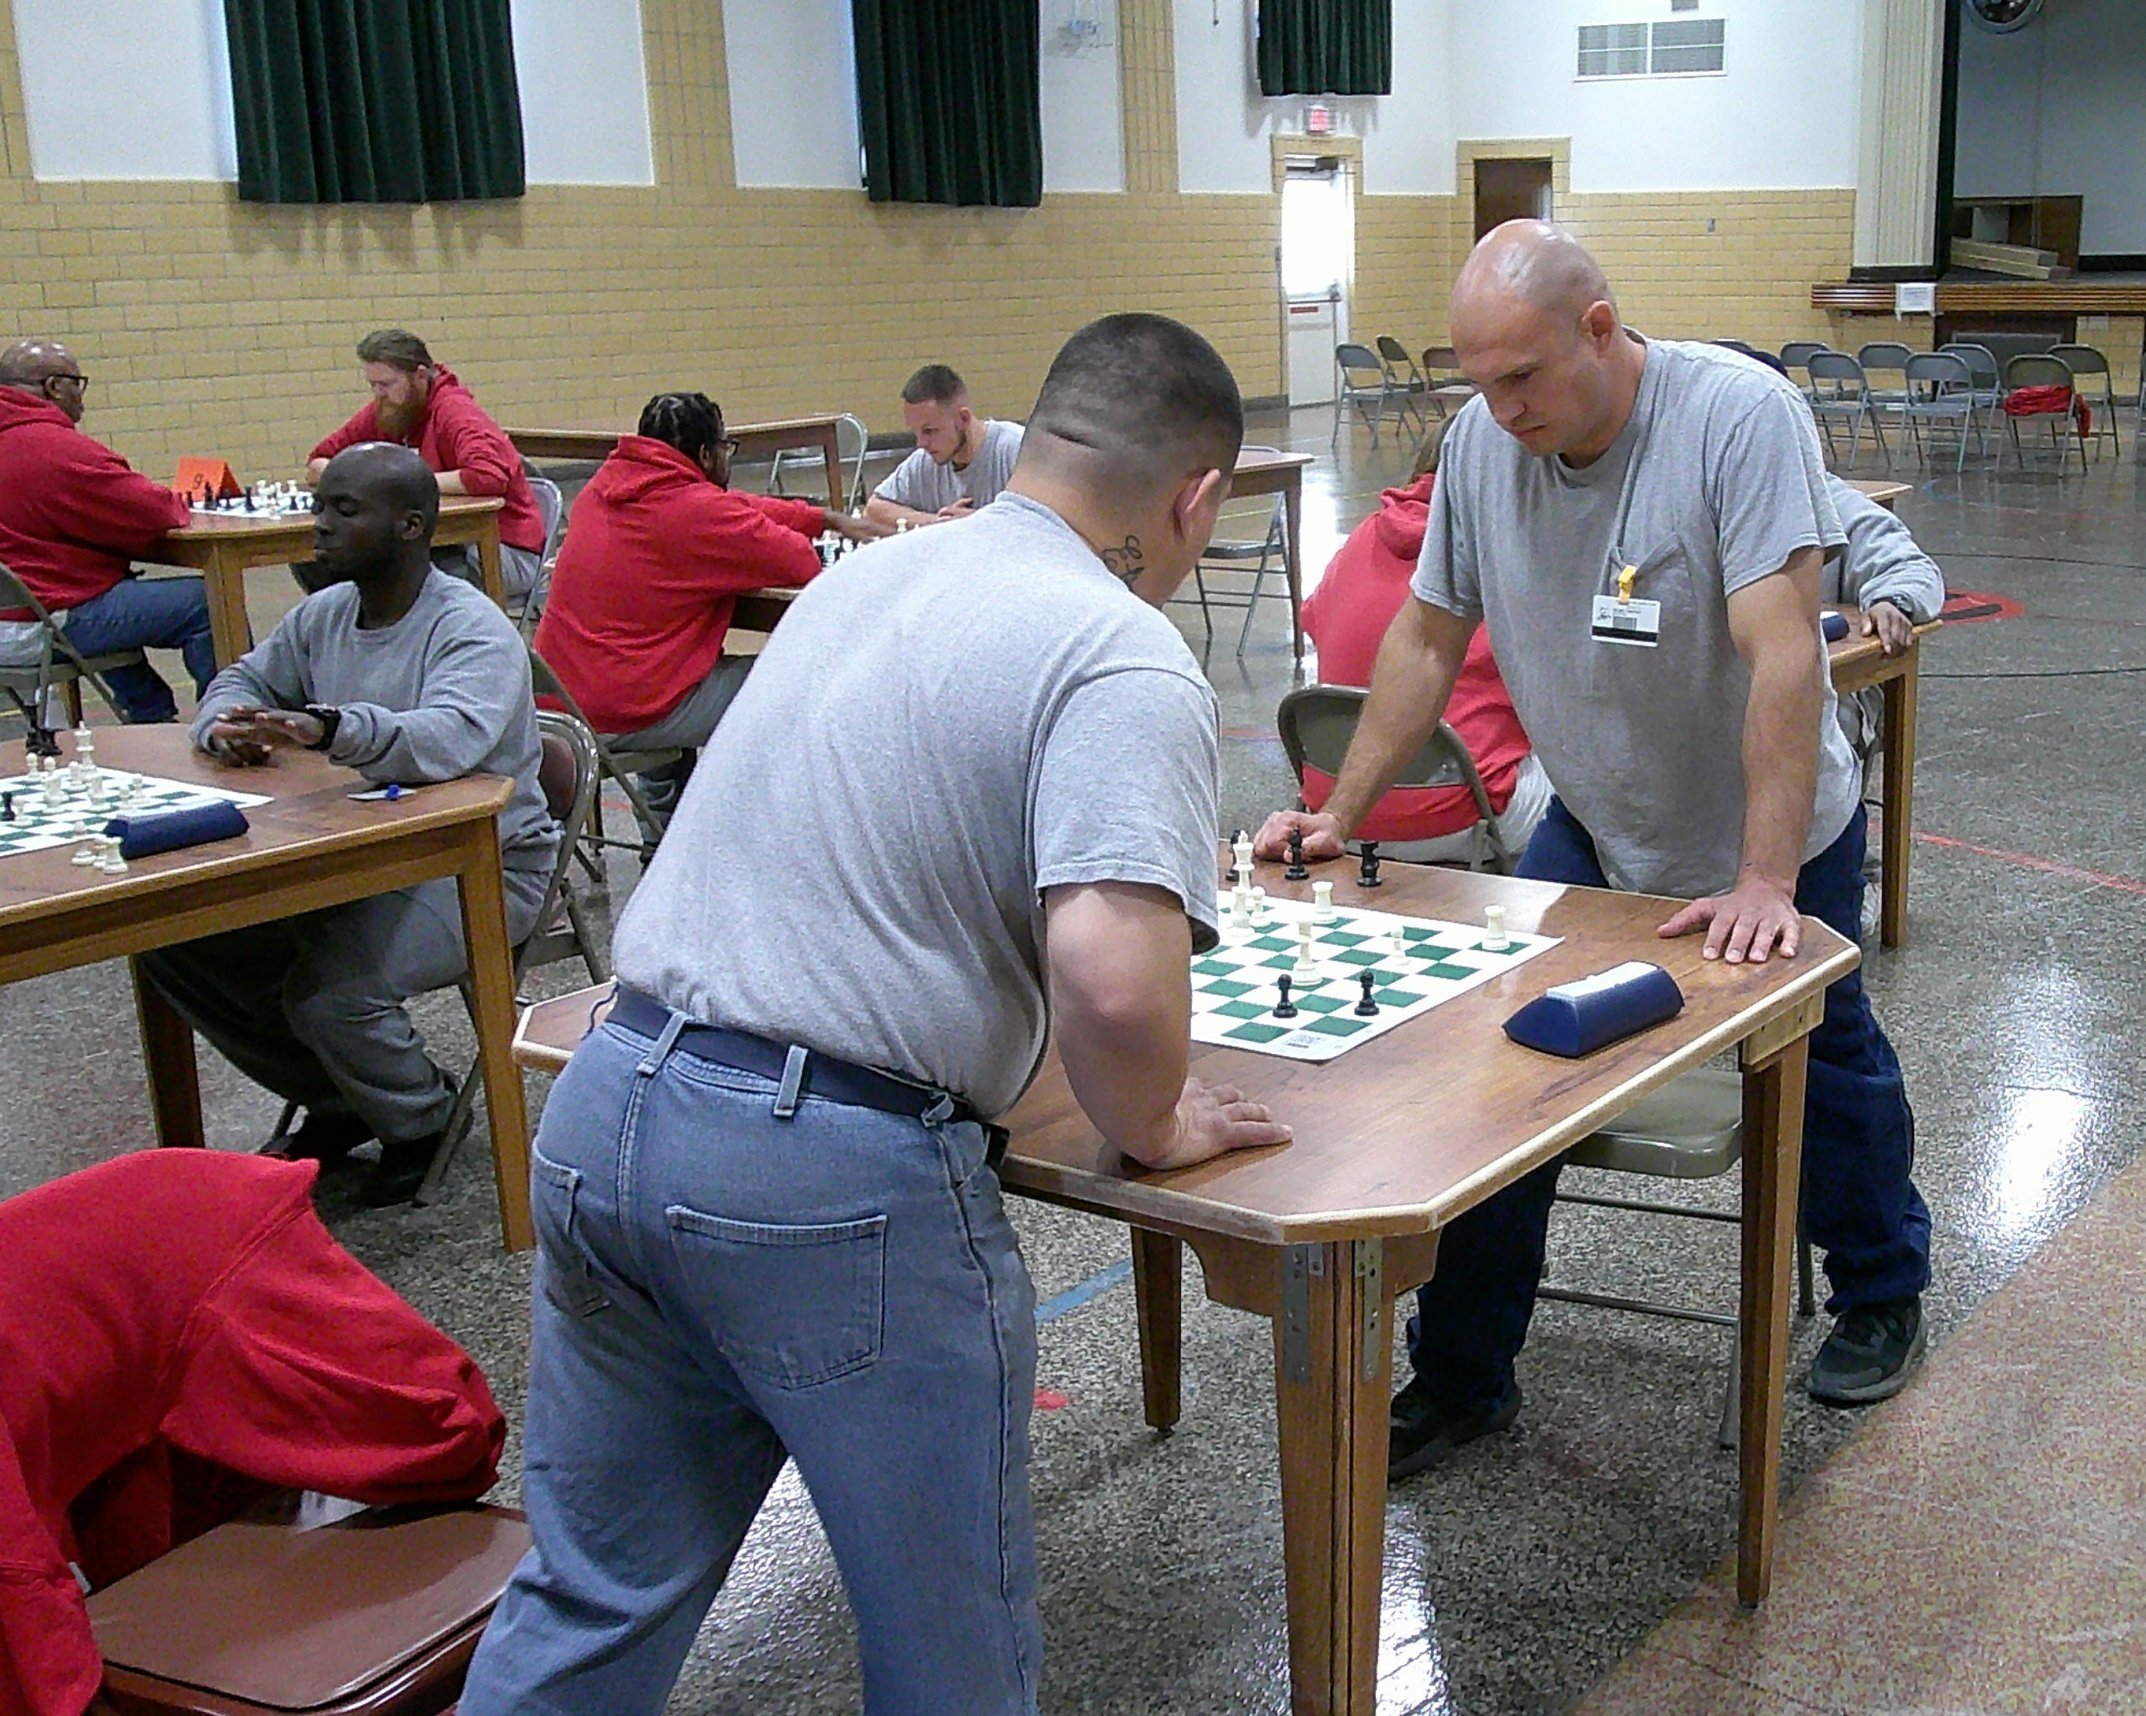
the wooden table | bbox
[152,497,506,670]
[1230,449,1316,660]
[1847,478,1911,512]
[507,416,848,512]
[1828,618,1938,949]
[0,728,533,1249]
[512,858,1854,1713]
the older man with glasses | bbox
[0,336,214,724]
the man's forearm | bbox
[1738,655,1821,887]
[1321,604,1467,834]
[863,496,933,528]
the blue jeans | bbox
[1407,798,1931,1412]
[459,1010,1041,1716]
[61,573,218,723]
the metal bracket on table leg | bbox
[1280,1243,1323,1383]
[1354,1239,1383,1380]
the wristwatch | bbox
[304,704,342,750]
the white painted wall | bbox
[1173,0,1454,197]
[1448,0,1861,192]
[11,0,654,187]
[1955,0,2146,255]
[1040,1,1126,192]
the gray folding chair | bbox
[0,559,147,742]
[1420,344,1479,421]
[1897,351,1979,473]
[771,413,870,512]
[1275,684,1510,873]
[1938,342,2005,444]
[1855,341,1915,420]
[1540,1067,1817,1449]
[1806,352,1891,469]
[1180,447,1292,658]
[2050,345,2120,457]
[1333,343,1411,448]
[514,474,567,637]
[2003,352,2089,476]
[1375,337,1432,432]
[1778,341,1829,402]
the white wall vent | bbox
[1577,17,1725,80]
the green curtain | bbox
[224,0,525,204]
[852,0,1042,209]
[1258,0,1392,97]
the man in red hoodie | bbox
[1297,425,1551,864]
[534,391,883,820]
[0,339,211,725]
[307,330,545,597]
[0,1150,505,1716]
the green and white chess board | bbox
[1192,891,1559,1062]
[0,769,269,861]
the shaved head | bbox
[0,338,89,422]
[1453,220,1614,325]
[327,441,440,531]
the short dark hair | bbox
[901,364,966,407]
[637,392,724,465]
[356,329,434,371]
[1024,313,1243,491]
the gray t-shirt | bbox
[191,571,559,884]
[612,492,1221,1117]
[1412,336,1859,898]
[872,418,1024,514]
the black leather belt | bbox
[610,988,1006,1163]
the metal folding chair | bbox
[2003,352,2089,476]
[1897,351,1980,473]
[0,559,147,744]
[1332,343,1412,448]
[2050,345,2121,457]
[1806,353,1891,469]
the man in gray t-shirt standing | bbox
[1259,222,1930,1476]
[461,316,1290,1716]
[864,361,1024,528]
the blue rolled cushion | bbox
[1503,960,1684,1058]
[1821,610,1850,643]
[102,800,250,859]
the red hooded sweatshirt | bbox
[0,1152,505,1716]
[1298,473,1533,841]
[0,391,190,620]
[533,434,825,734]
[309,364,545,554]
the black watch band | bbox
[1876,596,1917,619]
[305,704,342,750]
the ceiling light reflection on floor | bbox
[1991,1084,2091,1239]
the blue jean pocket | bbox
[665,1206,888,1389]
[532,1147,610,1317]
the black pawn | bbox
[1358,841,1383,888]
[1,792,13,821]
[1354,969,1380,1016]
[1273,974,1298,1019]
[1283,826,1309,881]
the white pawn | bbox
[41,757,64,812]
[97,836,127,875]
[1293,917,1318,978]
[1311,879,1337,924]
[1482,904,1510,952]
[71,837,100,867]
[1249,886,1270,927]
[1386,923,1409,960]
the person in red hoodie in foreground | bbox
[307,329,546,598]
[1297,424,1552,863]
[534,390,885,822]
[0,1150,505,1716]
[0,339,210,725]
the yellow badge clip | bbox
[1616,564,1637,603]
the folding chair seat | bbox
[0,559,147,743]
[92,1504,530,1716]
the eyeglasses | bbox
[46,372,88,391]
[717,436,740,456]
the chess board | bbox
[190,498,315,519]
[1192,892,1558,1063]
[0,770,271,860]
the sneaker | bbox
[269,1108,374,1164]
[359,1087,472,1209]
[1808,1296,1925,1405]
[1388,1377,1522,1482]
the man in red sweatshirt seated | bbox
[534,390,884,820]
[307,329,545,598]
[0,338,211,725]
[0,1150,505,1716]
[1298,426,1552,864]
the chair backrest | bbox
[1335,343,1386,384]
[836,412,870,510]
[2004,353,2074,390]
[1903,352,1971,391]
[1857,342,1914,373]
[1779,341,1829,370]
[1276,685,1495,805]
[527,475,566,560]
[523,709,603,975]
[0,560,59,630]
[1375,336,1422,381]
[2049,343,2110,379]
[1806,351,1869,395]
[1939,342,2000,388]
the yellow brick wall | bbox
[0,0,1862,479]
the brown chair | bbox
[91,1504,529,1716]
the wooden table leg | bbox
[1737,1036,1809,1606]
[1273,1238,1388,1715]
[455,829,533,1250]
[1283,474,1305,663]
[202,551,253,669]
[474,523,506,611]
[1131,1229,1183,1431]
[1878,647,1919,949]
[131,957,205,1150]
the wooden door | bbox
[1474,158,1553,240]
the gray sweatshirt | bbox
[191,571,559,878]
[1823,477,1946,620]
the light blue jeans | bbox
[459,1009,1041,1716]
[60,572,217,723]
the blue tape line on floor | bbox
[1035,1257,1132,1325]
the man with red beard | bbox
[306,330,545,598]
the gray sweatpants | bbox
[610,655,755,752]
[139,870,547,1144]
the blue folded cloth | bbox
[1504,960,1684,1058]
[1822,610,1850,643]
[102,800,249,859]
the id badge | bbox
[1591,592,1661,647]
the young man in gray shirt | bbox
[1260,222,1931,1474]
[863,361,1024,527]
[461,316,1290,1716]
[139,444,557,1206]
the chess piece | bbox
[1357,841,1382,888]
[1311,879,1336,924]
[1354,970,1380,1016]
[1283,827,1309,881]
[1273,974,1298,1019]
[1482,904,1511,951]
